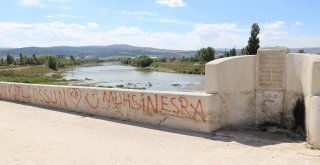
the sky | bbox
[0,0,319,50]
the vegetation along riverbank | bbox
[120,47,217,74]
[0,53,103,85]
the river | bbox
[63,63,205,92]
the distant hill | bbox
[1,45,318,58]
[289,47,320,54]
[0,45,198,59]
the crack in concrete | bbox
[159,116,168,126]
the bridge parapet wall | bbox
[0,82,220,133]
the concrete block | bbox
[205,55,256,93]
[218,91,255,127]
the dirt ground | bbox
[0,100,320,165]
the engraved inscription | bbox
[258,53,284,89]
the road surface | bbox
[0,100,320,165]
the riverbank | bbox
[0,59,108,85]
[0,65,68,85]
[120,56,206,75]
[150,61,205,74]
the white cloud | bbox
[156,0,186,7]
[154,18,194,26]
[0,22,248,49]
[86,22,99,29]
[260,31,287,40]
[46,14,86,19]
[0,21,318,50]
[192,23,238,33]
[119,10,161,17]
[261,20,287,44]
[289,36,320,48]
[19,0,45,7]
[293,21,304,26]
[263,21,285,31]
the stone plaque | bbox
[255,90,284,125]
[258,49,286,89]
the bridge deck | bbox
[0,100,319,164]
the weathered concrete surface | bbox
[308,96,320,149]
[205,56,256,127]
[255,48,288,126]
[205,48,320,149]
[1,100,320,165]
[0,82,219,133]
[206,55,256,93]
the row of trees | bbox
[0,53,79,71]
[223,48,236,57]
[180,47,216,63]
[181,23,261,63]
[45,55,79,71]
[0,54,43,66]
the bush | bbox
[197,47,215,62]
[121,55,153,68]
[134,56,153,67]
[6,54,14,65]
[48,56,58,71]
[120,57,132,64]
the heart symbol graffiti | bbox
[67,88,81,109]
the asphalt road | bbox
[0,100,320,165]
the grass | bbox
[150,61,205,74]
[0,65,68,84]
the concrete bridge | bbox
[1,47,320,160]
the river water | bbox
[63,63,205,92]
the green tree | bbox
[0,57,4,66]
[19,53,25,65]
[198,47,215,62]
[241,47,248,55]
[48,56,58,71]
[230,48,236,56]
[135,55,153,67]
[33,54,40,65]
[120,57,132,64]
[6,54,14,65]
[70,55,76,64]
[245,23,260,55]
[297,49,305,53]
[223,51,230,57]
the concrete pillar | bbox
[307,62,320,149]
[255,47,289,125]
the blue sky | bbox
[0,0,319,50]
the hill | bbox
[1,45,318,59]
[0,45,197,59]
[289,47,320,54]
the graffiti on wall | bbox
[0,83,207,122]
